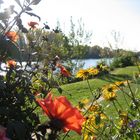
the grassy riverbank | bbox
[53,66,139,104]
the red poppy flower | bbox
[28,21,39,29]
[6,60,16,68]
[57,64,71,77]
[5,31,19,42]
[0,125,10,140]
[36,93,85,134]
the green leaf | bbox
[0,36,22,62]
[21,27,28,33]
[25,6,32,11]
[31,0,41,5]
[95,114,101,125]
[14,0,23,9]
[57,87,63,94]
[16,18,28,33]
[25,11,41,21]
[126,132,134,139]
[6,41,22,62]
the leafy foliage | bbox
[0,34,21,61]
[0,0,140,140]
[0,67,40,139]
[111,51,139,68]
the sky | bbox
[2,0,140,51]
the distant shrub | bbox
[110,52,139,68]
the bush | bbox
[96,60,110,75]
[110,52,139,68]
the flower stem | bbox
[115,99,123,110]
[112,100,119,114]
[62,131,70,140]
[127,80,140,113]
[120,88,129,106]
[86,79,94,96]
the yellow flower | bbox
[83,133,97,140]
[76,68,99,80]
[83,134,88,140]
[76,69,91,80]
[102,91,117,101]
[114,81,124,87]
[114,80,131,87]
[78,98,89,110]
[82,112,107,139]
[87,68,99,76]
[102,84,119,92]
[82,116,96,140]
[102,84,118,101]
[119,111,128,127]
[88,102,101,112]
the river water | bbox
[73,58,112,69]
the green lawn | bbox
[53,66,139,104]
[51,66,140,140]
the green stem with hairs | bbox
[127,80,140,113]
[86,79,94,96]
[112,100,119,114]
[115,99,123,110]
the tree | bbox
[68,17,92,59]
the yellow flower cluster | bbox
[88,103,101,112]
[101,80,130,101]
[82,112,107,140]
[79,80,131,139]
[77,98,106,140]
[76,68,99,80]
[102,84,118,101]
[78,98,90,110]
[77,99,101,113]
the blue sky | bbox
[2,0,140,51]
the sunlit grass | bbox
[51,66,140,139]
